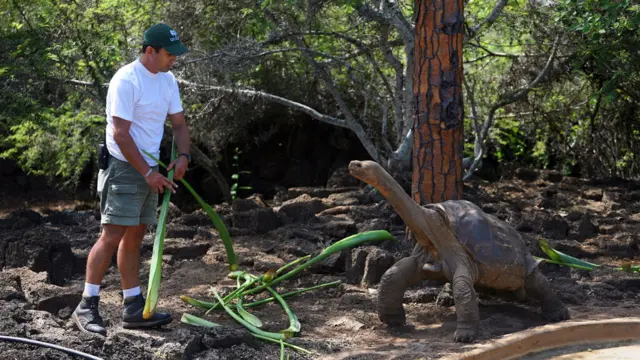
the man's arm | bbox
[113,116,176,193]
[168,111,190,156]
[113,116,151,176]
[167,111,190,180]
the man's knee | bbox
[121,225,147,247]
[100,225,127,248]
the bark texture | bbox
[412,0,465,204]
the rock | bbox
[155,202,182,221]
[481,203,499,214]
[273,225,326,243]
[361,248,395,287]
[102,331,153,359]
[309,250,348,274]
[231,207,280,234]
[199,326,254,349]
[283,238,317,257]
[542,170,564,183]
[231,194,268,212]
[582,188,603,201]
[196,227,216,240]
[550,239,598,259]
[357,218,391,233]
[515,168,539,182]
[327,167,360,188]
[276,194,327,223]
[165,224,197,239]
[326,191,365,206]
[543,186,559,198]
[436,283,454,307]
[590,234,635,258]
[566,211,583,222]
[2,227,75,286]
[163,238,211,260]
[176,210,211,226]
[228,227,254,236]
[325,316,365,331]
[543,217,570,240]
[312,217,358,239]
[8,208,43,226]
[284,186,361,200]
[44,210,78,226]
[536,197,556,209]
[10,268,82,316]
[0,272,25,301]
[592,269,640,292]
[403,288,439,304]
[577,214,598,242]
[346,247,370,284]
[366,186,385,203]
[589,283,624,300]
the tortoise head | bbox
[348,160,382,185]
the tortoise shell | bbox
[425,200,540,290]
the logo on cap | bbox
[170,30,179,42]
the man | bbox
[72,23,192,336]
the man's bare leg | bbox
[73,224,127,336]
[118,224,146,290]
[86,225,127,285]
[119,224,173,329]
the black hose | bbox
[0,335,104,360]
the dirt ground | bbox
[2,167,640,359]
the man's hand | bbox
[167,156,189,180]
[145,172,178,194]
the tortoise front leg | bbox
[451,267,480,343]
[524,268,570,322]
[377,255,432,326]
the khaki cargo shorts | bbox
[97,156,158,226]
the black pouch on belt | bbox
[98,144,110,170]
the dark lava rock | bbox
[1,226,75,286]
[231,194,268,212]
[276,194,327,224]
[231,207,280,234]
[361,248,395,287]
[165,224,198,239]
[515,168,539,182]
[542,170,564,183]
[577,214,598,242]
[543,217,570,240]
[436,283,454,307]
[346,247,370,285]
[404,288,439,304]
[327,167,361,188]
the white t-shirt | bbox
[105,58,183,166]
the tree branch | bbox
[464,35,560,180]
[178,80,382,163]
[190,145,232,202]
[466,0,508,40]
[380,24,405,141]
[355,2,414,46]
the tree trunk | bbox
[412,0,465,204]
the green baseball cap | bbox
[143,23,188,56]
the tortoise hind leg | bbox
[524,268,570,322]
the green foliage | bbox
[555,0,640,102]
[0,0,158,188]
[230,147,253,200]
[0,99,103,187]
[2,0,640,190]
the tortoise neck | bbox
[370,167,427,233]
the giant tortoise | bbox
[348,160,570,343]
